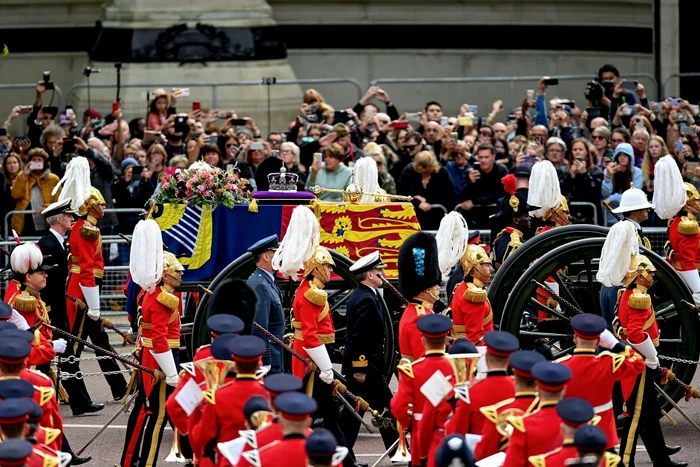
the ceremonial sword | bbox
[654,382,700,435]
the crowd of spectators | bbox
[2,62,700,239]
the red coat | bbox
[290,279,335,380]
[26,330,56,367]
[2,280,20,302]
[474,392,538,461]
[257,434,307,467]
[65,217,104,330]
[558,348,645,449]
[527,441,578,467]
[0,372,62,433]
[166,344,212,434]
[398,302,433,360]
[446,371,515,436]
[140,285,180,397]
[27,446,60,467]
[390,350,453,465]
[666,215,700,271]
[450,282,493,343]
[5,290,53,342]
[417,397,453,467]
[236,424,313,467]
[502,401,562,467]
[616,289,659,346]
[35,426,62,451]
[189,376,269,463]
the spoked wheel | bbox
[488,225,609,322]
[191,250,396,380]
[499,238,700,412]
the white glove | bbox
[693,291,700,309]
[52,339,67,353]
[9,310,30,331]
[87,309,100,321]
[304,345,334,385]
[151,350,179,387]
[645,356,660,370]
[630,333,658,369]
[79,284,101,310]
[599,329,619,349]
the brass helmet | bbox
[78,187,106,217]
[303,246,336,282]
[162,251,184,281]
[623,254,656,287]
[544,196,570,224]
[460,244,492,277]
[685,182,700,212]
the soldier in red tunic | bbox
[572,425,622,467]
[527,397,596,467]
[390,314,455,466]
[475,350,544,461]
[502,361,572,467]
[615,253,687,467]
[120,219,184,467]
[271,206,350,461]
[241,392,318,467]
[0,398,65,467]
[397,231,442,362]
[54,156,126,399]
[447,331,518,436]
[189,335,269,466]
[557,314,644,452]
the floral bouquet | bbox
[153,161,253,208]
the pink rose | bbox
[197,184,206,191]
[183,200,189,204]
[204,190,212,197]
[225,184,233,190]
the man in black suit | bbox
[340,252,398,465]
[39,199,104,417]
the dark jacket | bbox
[38,231,69,331]
[341,284,387,378]
[84,148,118,230]
[400,165,455,230]
[560,165,604,225]
[112,175,154,234]
[247,267,285,374]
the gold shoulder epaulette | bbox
[628,291,651,310]
[506,415,525,433]
[28,368,51,383]
[157,288,179,310]
[397,360,414,379]
[464,283,487,303]
[79,223,100,241]
[604,452,622,467]
[508,231,522,248]
[35,386,55,406]
[10,292,37,314]
[678,216,699,235]
[527,454,547,467]
[554,354,572,363]
[304,283,328,306]
[479,398,515,424]
[203,389,216,405]
[598,350,626,373]
[44,428,61,446]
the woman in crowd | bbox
[560,138,603,225]
[305,143,352,201]
[279,142,308,189]
[1,153,22,236]
[113,157,155,262]
[591,126,613,167]
[10,148,60,235]
[631,128,650,166]
[641,135,670,196]
[494,137,510,167]
[404,151,455,230]
[147,88,181,131]
[147,143,168,186]
[200,144,224,169]
[602,142,643,225]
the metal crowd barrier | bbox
[0,83,64,114]
[451,201,599,227]
[661,72,700,100]
[369,74,659,112]
[65,78,364,110]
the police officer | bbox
[340,251,398,457]
[246,235,285,374]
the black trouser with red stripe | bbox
[120,353,178,467]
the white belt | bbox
[594,401,613,414]
[413,413,423,421]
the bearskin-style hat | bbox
[208,278,259,335]
[398,231,441,300]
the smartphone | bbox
[209,135,217,144]
[543,79,559,86]
[42,71,54,90]
[508,114,516,124]
[391,121,409,130]
[470,105,479,115]
[451,132,458,143]
[533,135,544,146]
[29,161,44,170]
[365,107,376,118]
[440,116,449,126]
[65,106,74,118]
[192,102,201,112]
[405,112,420,121]
[622,81,637,90]
[458,116,472,127]
[17,105,33,115]
[314,152,323,164]
[586,107,601,118]
[231,119,247,126]
[527,89,535,101]
[132,166,144,176]
[681,125,696,136]
[62,137,75,154]
[671,99,680,108]
[674,140,686,153]
[112,101,120,113]
[472,160,481,171]
[250,142,264,151]
[333,110,351,124]
[179,88,190,97]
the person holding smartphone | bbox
[113,158,155,257]
[602,143,643,225]
[10,148,60,236]
[305,144,352,201]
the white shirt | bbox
[50,228,66,249]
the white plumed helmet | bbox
[435,212,469,280]
[596,221,639,287]
[129,219,164,294]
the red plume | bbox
[501,174,517,195]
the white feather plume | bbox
[272,206,320,280]
[53,156,91,212]
[652,155,686,219]
[10,243,43,274]
[528,160,562,218]
[129,220,164,294]
[353,157,379,203]
[435,212,469,280]
[596,221,639,287]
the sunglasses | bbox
[404,145,417,151]
[268,139,282,144]
[377,120,389,124]
[592,135,607,140]
[226,143,237,148]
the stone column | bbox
[71,0,302,135]
[659,0,680,97]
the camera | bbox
[42,71,54,90]
[584,81,604,101]
[174,115,189,133]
